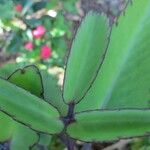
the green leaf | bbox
[0,107,38,149]
[0,112,14,142]
[46,0,58,9]
[32,133,52,150]
[0,0,14,20]
[0,65,40,149]
[0,63,20,79]
[63,1,77,13]
[67,109,150,142]
[8,65,44,98]
[42,71,68,116]
[75,0,150,112]
[10,124,38,150]
[0,78,64,134]
[24,18,42,28]
[0,118,39,150]
[63,11,110,104]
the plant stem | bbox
[66,136,75,150]
[60,102,76,150]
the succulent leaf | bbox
[42,71,68,116]
[8,65,44,98]
[63,11,111,104]
[67,109,150,142]
[0,78,64,134]
[76,0,150,112]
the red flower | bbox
[32,25,46,39]
[24,42,34,51]
[15,4,23,12]
[40,45,52,60]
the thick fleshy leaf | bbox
[0,64,41,149]
[0,78,64,134]
[42,71,68,116]
[32,133,52,150]
[0,112,36,150]
[10,124,38,150]
[1,65,68,116]
[75,0,150,112]
[67,110,150,142]
[0,112,14,142]
[8,65,43,98]
[63,11,110,104]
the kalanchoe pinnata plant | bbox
[0,0,150,149]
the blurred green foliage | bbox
[0,0,78,67]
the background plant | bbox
[0,0,78,67]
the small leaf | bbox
[67,109,150,142]
[0,78,64,134]
[8,65,44,98]
[63,11,110,104]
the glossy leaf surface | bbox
[67,110,150,142]
[63,12,110,104]
[76,0,150,112]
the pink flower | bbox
[40,45,52,60]
[15,4,23,12]
[32,25,46,39]
[24,42,34,51]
